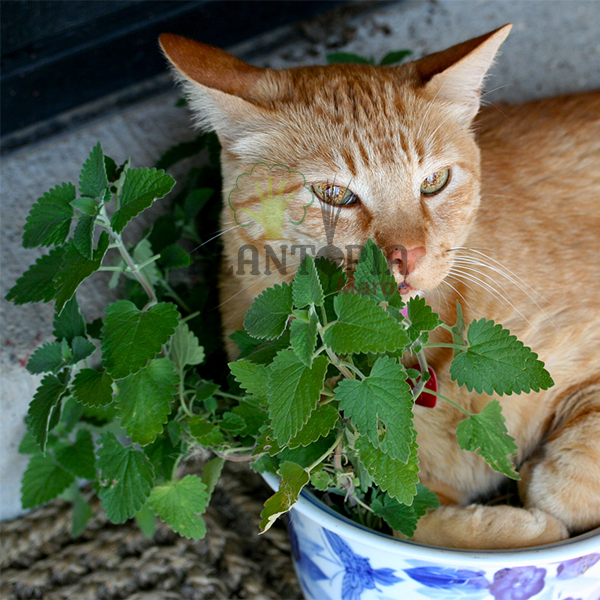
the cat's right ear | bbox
[414,24,512,125]
[159,34,270,140]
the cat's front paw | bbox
[405,504,569,549]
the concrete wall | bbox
[2,0,599,520]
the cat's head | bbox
[160,25,511,298]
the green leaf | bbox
[101,300,179,380]
[96,432,155,523]
[293,255,324,308]
[132,239,161,286]
[451,300,467,352]
[337,356,415,461]
[243,331,291,365]
[111,168,176,234]
[406,296,442,342]
[71,196,99,216]
[28,374,68,452]
[267,350,329,445]
[315,256,347,321]
[55,429,96,479]
[379,49,412,66]
[450,318,554,395]
[371,484,439,537]
[23,182,75,248]
[456,400,519,479]
[230,329,264,357]
[354,239,403,308]
[72,212,98,259]
[326,52,373,65]
[354,436,419,504]
[201,456,225,501]
[53,296,86,342]
[288,404,339,448]
[243,282,293,340]
[289,309,319,368]
[79,142,109,199]
[189,416,224,447]
[231,398,268,437]
[170,322,205,372]
[5,247,65,305]
[148,474,209,539]
[155,134,205,171]
[310,470,333,491]
[27,340,69,374]
[228,360,270,401]
[72,369,114,406]
[116,358,178,446]
[144,432,180,481]
[259,461,309,532]
[324,293,409,355]
[21,454,74,509]
[71,336,96,363]
[134,503,157,539]
[219,412,246,433]
[54,231,110,314]
[159,244,191,270]
[183,187,213,218]
[71,487,93,537]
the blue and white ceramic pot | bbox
[262,473,600,600]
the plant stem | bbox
[426,390,472,416]
[424,342,466,351]
[307,431,343,472]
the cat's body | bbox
[161,27,600,549]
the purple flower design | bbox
[557,553,600,579]
[403,566,489,590]
[489,566,546,600]
[323,529,402,600]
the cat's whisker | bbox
[449,267,535,328]
[189,223,242,254]
[439,277,472,312]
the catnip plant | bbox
[6,140,553,539]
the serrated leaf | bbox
[355,436,419,504]
[201,456,225,501]
[189,416,224,447]
[72,369,114,406]
[72,212,98,259]
[243,282,293,340]
[23,182,75,248]
[21,454,74,509]
[456,400,519,479]
[231,398,268,437]
[354,239,403,308]
[5,247,65,305]
[111,168,175,234]
[324,293,409,355]
[337,356,414,461]
[71,336,96,363]
[28,374,68,451]
[406,296,442,342]
[71,196,99,215]
[230,329,264,357]
[148,474,209,539]
[53,296,86,342]
[450,319,554,395]
[27,340,69,374]
[315,256,347,321]
[293,255,324,308]
[116,358,178,446]
[267,350,328,445]
[219,412,246,433]
[159,244,191,270]
[170,322,205,372]
[101,300,179,380]
[243,331,291,365]
[96,432,155,523]
[259,461,309,533]
[132,239,161,286]
[379,49,412,66]
[229,360,270,401]
[55,429,96,479]
[144,432,180,481]
[310,470,333,491]
[79,142,109,199]
[54,231,110,314]
[371,484,439,537]
[290,309,318,367]
[288,404,339,448]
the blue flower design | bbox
[488,566,546,600]
[289,520,328,581]
[556,553,600,579]
[403,567,490,590]
[323,529,402,600]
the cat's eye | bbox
[420,169,451,196]
[312,183,359,206]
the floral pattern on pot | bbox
[287,509,600,600]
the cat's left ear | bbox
[414,24,512,125]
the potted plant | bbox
[7,135,600,599]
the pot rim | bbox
[262,472,600,566]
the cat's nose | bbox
[389,246,426,275]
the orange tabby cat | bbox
[160,25,600,549]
